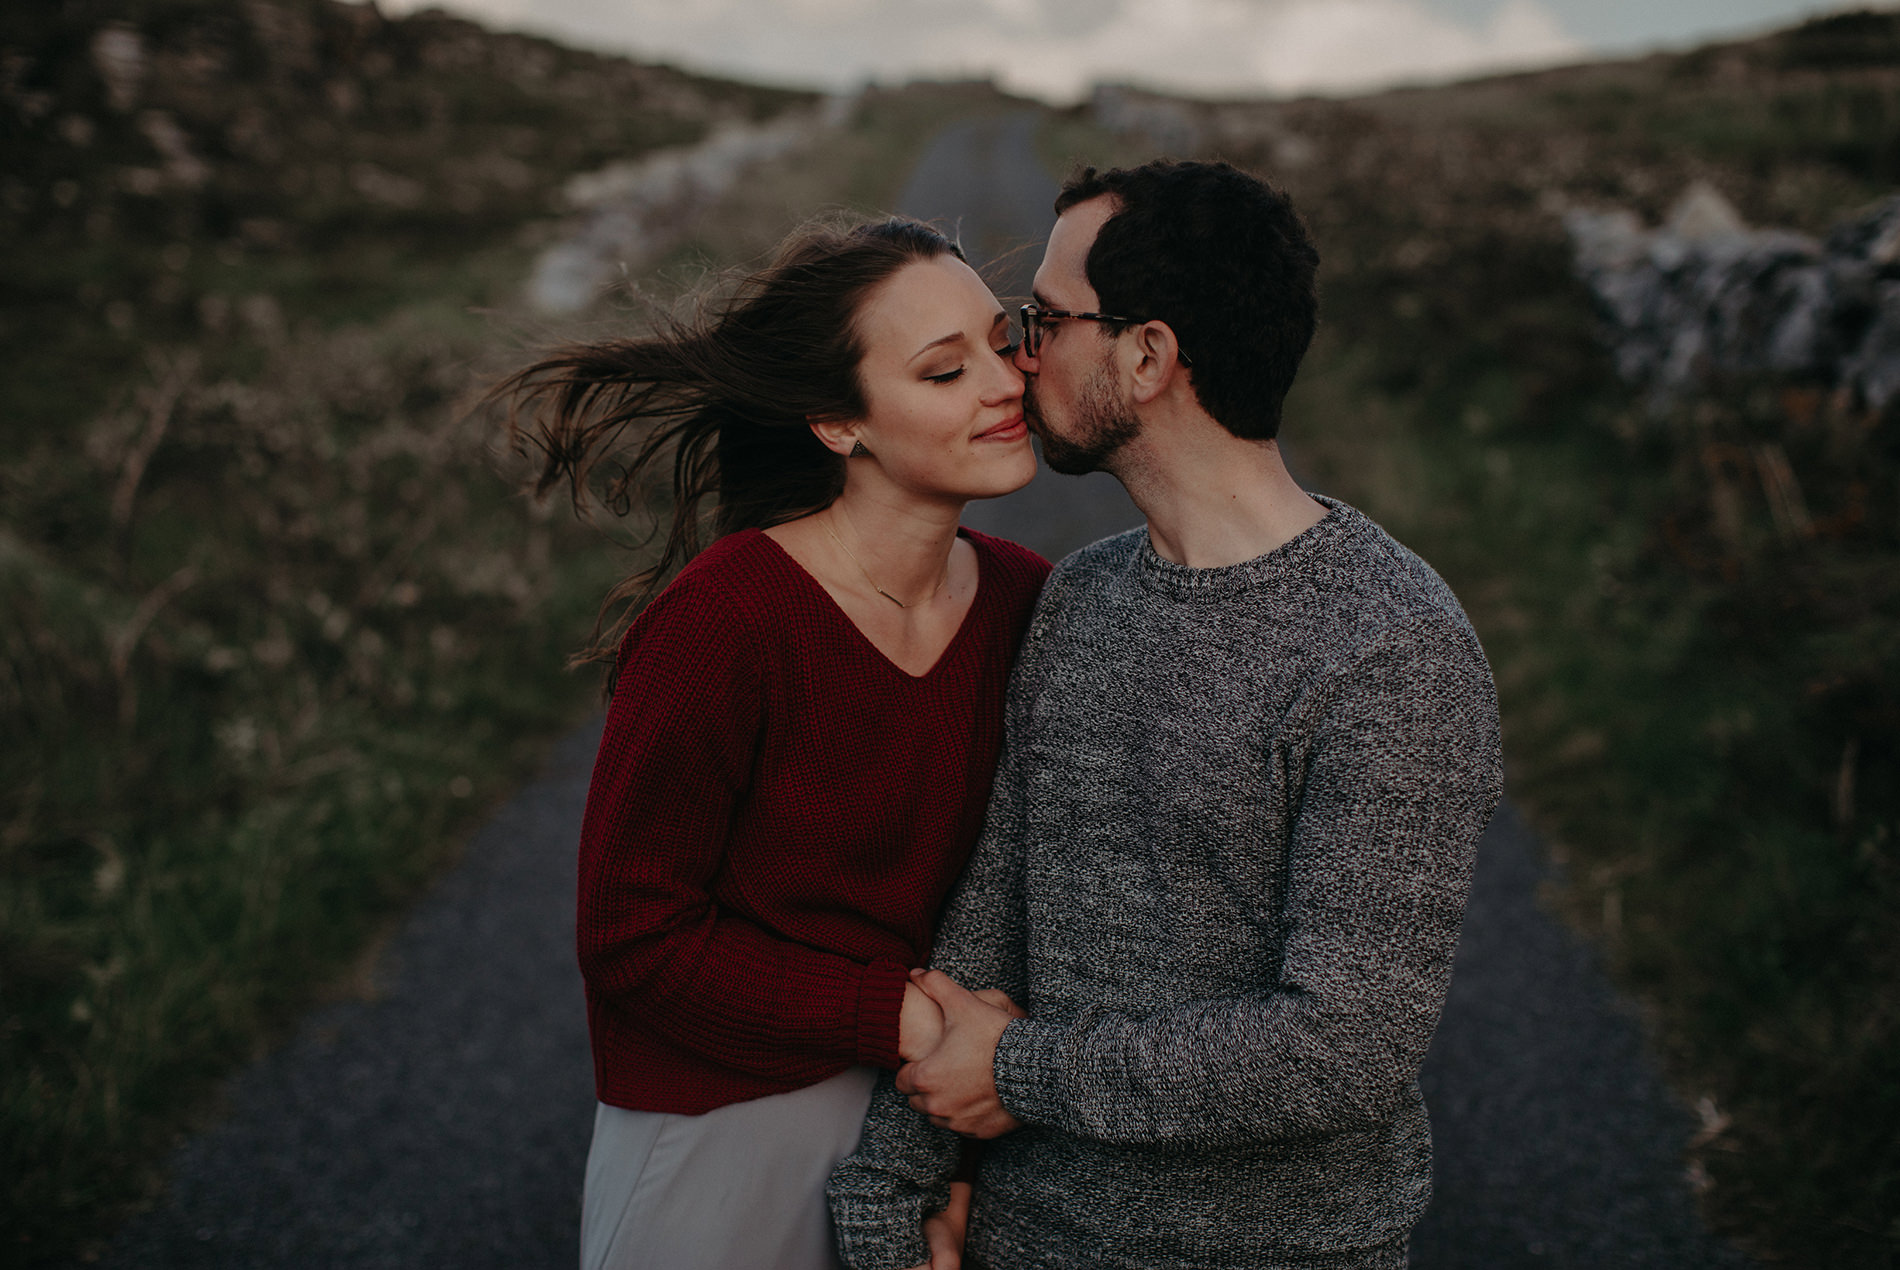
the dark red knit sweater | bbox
[577,526,1049,1115]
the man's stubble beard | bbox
[1026,361,1142,477]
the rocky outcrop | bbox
[526,94,853,314]
[1566,182,1900,412]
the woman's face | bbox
[843,255,1035,505]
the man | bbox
[828,159,1502,1270]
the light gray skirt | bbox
[580,1066,878,1270]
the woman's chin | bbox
[975,447,1039,500]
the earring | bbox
[850,440,870,458]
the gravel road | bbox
[95,112,1754,1269]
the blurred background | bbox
[3,0,1896,1265]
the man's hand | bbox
[901,1179,971,1270]
[899,979,946,1062]
[895,970,1022,1139]
[973,988,1028,1020]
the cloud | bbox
[377,0,1586,103]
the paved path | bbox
[96,113,1754,1268]
[100,724,601,1270]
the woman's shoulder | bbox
[672,527,786,588]
[621,530,787,653]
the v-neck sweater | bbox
[577,525,1050,1115]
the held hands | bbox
[894,970,1024,1140]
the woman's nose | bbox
[986,354,1026,403]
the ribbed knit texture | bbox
[577,526,1049,1115]
[829,497,1504,1270]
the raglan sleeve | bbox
[576,571,910,1075]
[985,612,1504,1149]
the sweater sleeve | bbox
[988,614,1503,1149]
[576,573,910,1076]
[827,563,1054,1270]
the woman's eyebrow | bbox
[907,312,1010,363]
[907,332,967,363]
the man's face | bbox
[1015,197,1142,476]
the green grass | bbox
[0,304,628,1262]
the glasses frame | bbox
[1018,303,1193,366]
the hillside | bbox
[0,0,810,440]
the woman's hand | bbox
[899,979,947,1061]
[903,1179,971,1270]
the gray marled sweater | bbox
[828,497,1503,1270]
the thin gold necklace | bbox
[820,509,949,609]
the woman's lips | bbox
[975,414,1028,441]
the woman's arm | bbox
[575,574,912,1073]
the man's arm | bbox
[905,615,1503,1148]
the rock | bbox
[91,24,145,112]
[1664,180,1747,243]
[1090,85,1205,155]
[526,96,855,314]
[1565,189,1900,412]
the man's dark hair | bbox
[1054,159,1319,440]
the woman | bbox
[494,218,1047,1269]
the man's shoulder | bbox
[1306,498,1477,647]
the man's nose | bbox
[1012,340,1038,375]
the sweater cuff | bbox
[992,1016,1066,1129]
[831,1200,935,1270]
[855,959,910,1069]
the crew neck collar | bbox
[1135,494,1356,601]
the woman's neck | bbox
[817,488,964,607]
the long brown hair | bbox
[491,216,965,668]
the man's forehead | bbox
[1035,195,1117,306]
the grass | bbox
[0,304,628,1263]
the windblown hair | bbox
[490,216,964,668]
[1055,159,1319,441]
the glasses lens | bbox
[1021,304,1039,355]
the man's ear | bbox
[1128,320,1188,405]
[807,416,862,458]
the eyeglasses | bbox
[1018,303,1192,365]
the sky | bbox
[373,0,1896,102]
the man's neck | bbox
[1114,424,1326,569]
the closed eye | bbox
[995,341,1020,359]
[924,366,965,384]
